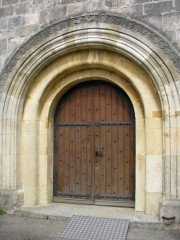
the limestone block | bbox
[163,12,180,31]
[22,13,39,26]
[23,185,37,205]
[67,2,89,16]
[0,39,7,55]
[136,129,145,155]
[40,120,49,134]
[160,198,180,224]
[39,10,49,25]
[178,161,180,187]
[49,6,67,23]
[0,17,7,30]
[15,2,30,15]
[138,14,163,30]
[144,1,173,15]
[164,31,177,42]
[39,134,48,155]
[2,0,19,6]
[175,0,180,11]
[146,192,162,216]
[89,0,103,11]
[146,128,162,155]
[146,155,162,193]
[135,154,145,212]
[0,189,24,211]
[116,4,143,17]
[8,37,25,53]
[146,117,162,130]
[8,16,22,29]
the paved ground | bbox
[0,214,180,240]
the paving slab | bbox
[0,214,180,240]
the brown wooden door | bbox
[53,81,135,206]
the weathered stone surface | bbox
[0,17,7,30]
[67,2,89,16]
[164,31,177,42]
[60,0,86,4]
[39,10,49,25]
[131,0,152,3]
[138,14,163,30]
[0,5,14,17]
[163,12,180,31]
[144,1,173,15]
[8,16,21,29]
[15,2,30,15]
[104,0,119,8]
[8,37,25,53]
[117,4,143,17]
[0,190,24,210]
[177,30,180,48]
[175,0,180,11]
[49,5,67,22]
[0,39,7,55]
[22,13,39,26]
[89,0,103,11]
[15,24,39,37]
[160,199,180,225]
[2,0,19,6]
[0,193,14,210]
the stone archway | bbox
[0,13,179,219]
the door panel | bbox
[53,81,135,205]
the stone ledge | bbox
[14,203,162,230]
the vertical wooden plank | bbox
[94,83,100,197]
[99,84,106,196]
[81,87,87,194]
[75,87,81,194]
[123,98,131,197]
[86,85,94,198]
[69,91,76,195]
[117,94,124,196]
[105,84,112,195]
[111,86,118,196]
[63,95,70,193]
[57,100,65,193]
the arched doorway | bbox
[1,12,179,218]
[53,81,135,207]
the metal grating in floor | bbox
[60,215,130,240]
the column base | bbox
[0,189,24,211]
[160,198,180,229]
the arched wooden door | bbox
[53,81,135,207]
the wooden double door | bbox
[53,81,135,206]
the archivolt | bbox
[0,13,179,204]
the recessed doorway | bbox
[53,81,135,207]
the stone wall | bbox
[0,0,180,72]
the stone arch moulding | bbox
[0,12,179,220]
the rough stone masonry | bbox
[0,0,180,72]
[0,0,180,228]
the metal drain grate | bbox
[60,215,129,240]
